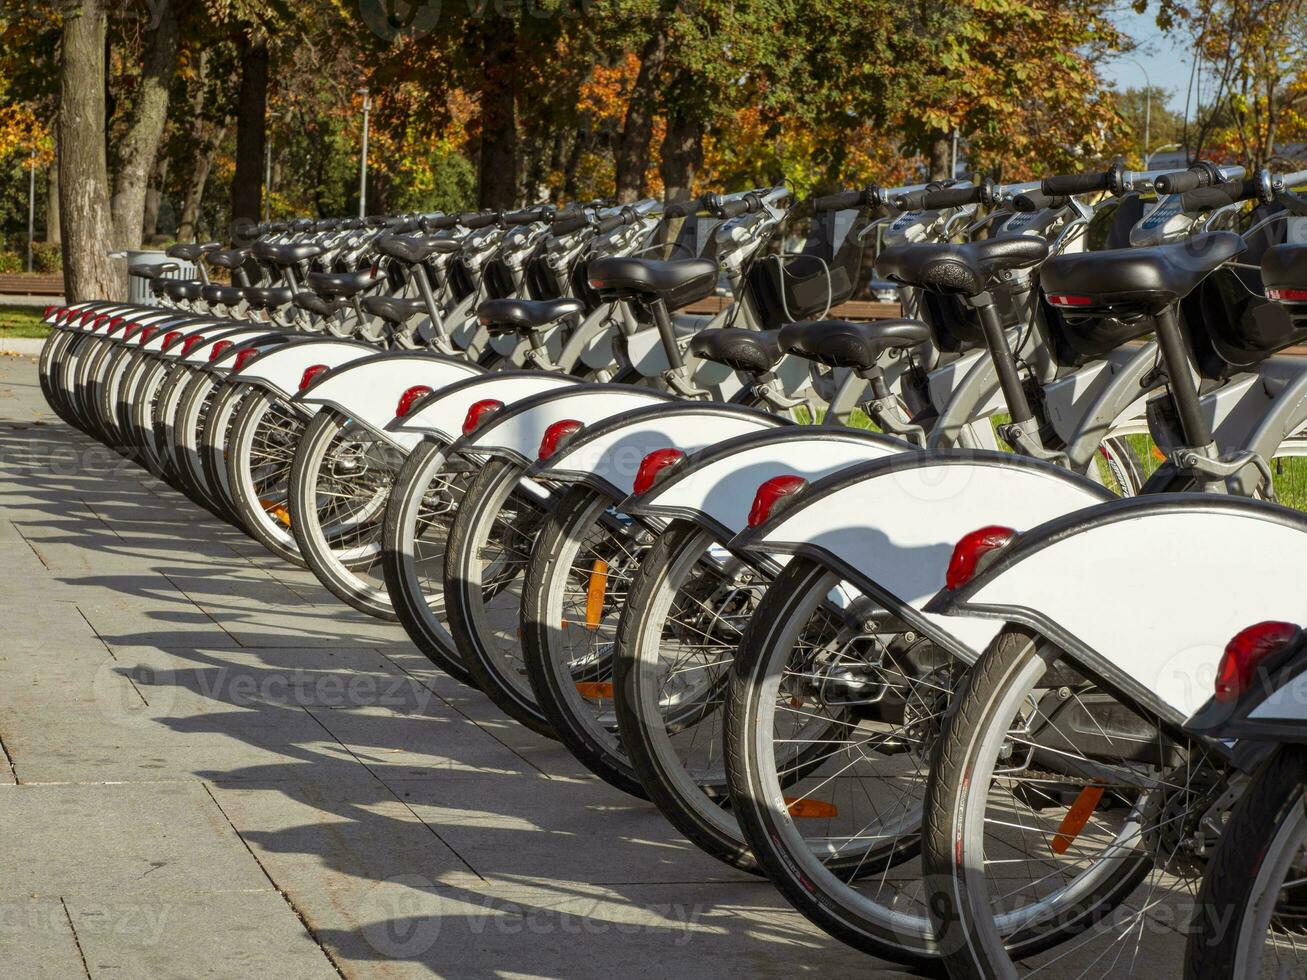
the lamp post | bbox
[26,149,35,273]
[356,86,371,219]
[1145,142,1182,170]
[1121,56,1152,170]
[263,111,281,223]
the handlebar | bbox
[594,209,635,234]
[503,207,553,226]
[1012,189,1070,212]
[895,177,996,211]
[1041,170,1111,196]
[460,211,500,230]
[423,214,461,231]
[1154,161,1226,196]
[550,210,589,235]
[705,191,764,219]
[1181,176,1266,211]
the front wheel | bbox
[1186,743,1307,979]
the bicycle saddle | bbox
[876,238,1049,297]
[203,249,249,270]
[587,256,718,310]
[374,234,462,264]
[779,318,932,371]
[361,296,427,323]
[242,286,295,310]
[161,279,204,302]
[688,327,783,374]
[1041,231,1245,312]
[477,298,584,333]
[166,241,222,263]
[201,283,245,306]
[305,269,383,298]
[253,241,325,265]
[294,292,349,317]
[127,262,178,280]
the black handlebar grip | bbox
[813,189,867,211]
[1180,177,1260,211]
[893,188,931,211]
[1040,171,1111,196]
[551,211,590,235]
[594,212,628,235]
[424,214,461,231]
[918,185,984,210]
[461,211,500,230]
[1012,190,1069,212]
[1154,169,1208,195]
[504,208,546,226]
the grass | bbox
[0,306,51,338]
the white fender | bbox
[68,304,137,332]
[939,495,1307,723]
[176,326,277,365]
[389,371,581,443]
[140,320,228,355]
[625,427,909,539]
[734,451,1115,661]
[77,306,140,335]
[232,337,375,401]
[294,351,482,450]
[458,383,676,466]
[532,402,785,499]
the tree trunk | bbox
[109,0,178,249]
[178,121,226,244]
[614,32,667,202]
[57,0,121,301]
[477,18,518,209]
[46,146,60,244]
[230,32,268,231]
[928,133,951,181]
[143,153,168,241]
[659,107,702,204]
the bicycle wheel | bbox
[382,439,478,685]
[94,342,140,448]
[224,388,308,566]
[172,370,231,518]
[288,407,405,619]
[520,484,652,797]
[150,362,200,485]
[724,556,954,965]
[199,380,254,526]
[126,356,174,480]
[444,458,555,736]
[39,329,81,427]
[614,520,770,869]
[1186,744,1307,979]
[921,625,1226,978]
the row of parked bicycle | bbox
[36,160,1307,978]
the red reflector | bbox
[1267,288,1307,302]
[945,525,1016,590]
[299,364,329,391]
[747,475,809,528]
[107,316,126,334]
[588,279,604,289]
[232,347,261,371]
[80,311,98,326]
[54,307,69,322]
[396,385,433,418]
[1047,294,1093,307]
[462,398,504,435]
[161,330,184,349]
[1215,621,1300,703]
[181,333,207,356]
[44,304,57,319]
[538,419,584,461]
[209,340,234,362]
[137,326,158,345]
[633,448,686,495]
[93,313,111,330]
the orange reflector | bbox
[784,797,838,819]
[575,681,613,699]
[1151,444,1166,462]
[1050,785,1105,855]
[585,559,607,628]
[260,498,292,526]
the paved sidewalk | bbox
[0,352,915,978]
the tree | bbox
[57,0,121,301]
[230,29,269,227]
[108,0,180,249]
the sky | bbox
[1099,5,1196,113]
